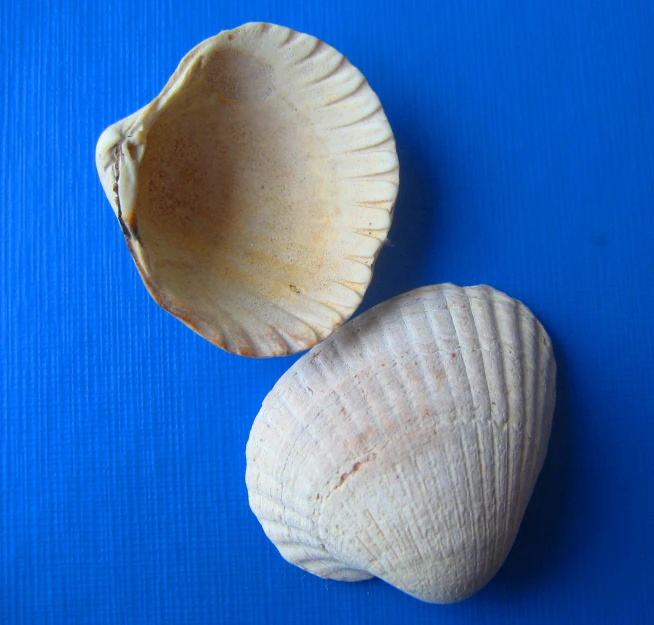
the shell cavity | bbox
[96,23,399,357]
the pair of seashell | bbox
[96,23,556,603]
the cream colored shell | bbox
[246,284,556,603]
[96,22,398,357]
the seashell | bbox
[245,283,556,603]
[95,22,398,357]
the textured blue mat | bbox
[2,1,653,623]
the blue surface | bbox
[2,1,654,623]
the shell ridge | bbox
[533,334,556,484]
[304,54,349,89]
[460,288,502,571]
[294,37,324,66]
[377,304,443,575]
[274,390,313,539]
[302,293,348,322]
[343,254,374,269]
[322,337,392,492]
[353,228,389,241]
[347,317,394,441]
[438,287,486,583]
[465,289,511,575]
[437,288,492,573]
[297,347,332,405]
[313,320,396,575]
[489,292,521,560]
[342,134,395,155]
[353,199,395,210]
[199,298,255,355]
[278,27,298,47]
[508,300,535,552]
[257,22,274,35]
[467,289,510,424]
[214,293,290,356]
[253,497,316,538]
[499,300,525,541]
[531,315,553,504]
[544,358,557,449]
[265,325,295,356]
[429,290,486,579]
[521,322,546,494]
[341,151,399,180]
[270,390,350,571]
[335,280,368,297]
[529,316,545,452]
[266,298,331,338]
[261,524,326,559]
[247,426,332,568]
[517,315,540,501]
[326,103,384,131]
[308,339,388,578]
[421,289,472,557]
[351,533,382,570]
[363,507,403,570]
[251,298,322,350]
[509,300,535,537]
[464,291,540,328]
[275,347,351,523]
[221,290,305,356]
[349,166,401,184]
[316,76,368,110]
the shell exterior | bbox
[246,284,556,603]
[96,22,398,357]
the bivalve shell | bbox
[96,22,398,356]
[246,283,556,602]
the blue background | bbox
[2,1,654,623]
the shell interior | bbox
[96,23,399,357]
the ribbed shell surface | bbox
[245,283,556,603]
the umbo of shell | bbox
[246,283,556,603]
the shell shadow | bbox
[358,130,441,312]
[481,331,577,599]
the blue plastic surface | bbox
[2,1,654,623]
